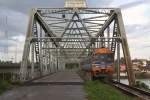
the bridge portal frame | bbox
[20,8,135,86]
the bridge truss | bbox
[20,8,135,86]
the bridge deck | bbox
[0,70,86,100]
[34,70,84,83]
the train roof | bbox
[95,48,113,54]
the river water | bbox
[120,79,150,87]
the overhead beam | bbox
[35,11,60,47]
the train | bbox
[81,47,114,80]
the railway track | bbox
[109,80,150,100]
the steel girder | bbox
[20,9,61,80]
[81,8,135,86]
[115,9,135,86]
[20,8,135,86]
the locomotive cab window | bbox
[107,54,114,61]
[97,54,113,60]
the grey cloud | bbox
[0,0,115,38]
[87,0,114,7]
[125,23,150,37]
[0,0,149,59]
[0,0,64,14]
[125,24,141,34]
[119,0,150,9]
[0,8,28,37]
[0,0,65,51]
[0,39,16,47]
[0,0,115,14]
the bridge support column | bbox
[116,9,135,86]
[20,40,31,80]
[31,42,35,79]
[117,42,120,82]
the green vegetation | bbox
[65,63,79,69]
[135,72,146,79]
[12,80,24,86]
[0,73,13,80]
[0,60,13,64]
[0,79,24,95]
[78,70,89,81]
[84,81,135,100]
[135,81,150,91]
[0,80,11,94]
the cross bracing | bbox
[20,8,135,86]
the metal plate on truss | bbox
[64,0,87,8]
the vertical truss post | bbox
[43,42,47,75]
[52,43,55,72]
[20,40,31,80]
[46,44,49,74]
[49,43,52,73]
[55,48,58,71]
[57,48,60,71]
[117,41,120,82]
[39,26,43,75]
[98,37,101,48]
[20,9,37,80]
[39,44,43,75]
[31,42,35,79]
[56,48,58,71]
[49,49,52,73]
[107,26,110,49]
[115,9,135,86]
[47,43,50,73]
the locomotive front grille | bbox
[101,69,106,74]
[96,70,99,75]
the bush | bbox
[135,81,149,90]
[0,80,11,94]
[12,80,23,86]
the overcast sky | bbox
[0,0,150,62]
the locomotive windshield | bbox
[95,54,114,61]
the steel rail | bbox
[110,80,150,100]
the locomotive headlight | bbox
[107,65,112,68]
[95,65,99,68]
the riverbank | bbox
[114,72,150,79]
[135,71,150,79]
[84,81,136,100]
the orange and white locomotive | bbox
[81,47,114,80]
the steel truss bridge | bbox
[20,7,135,86]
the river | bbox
[120,79,150,87]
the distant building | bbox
[132,59,148,66]
[132,59,149,71]
[132,64,140,71]
[140,59,148,67]
[119,59,149,72]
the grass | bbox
[0,80,11,94]
[84,80,136,100]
